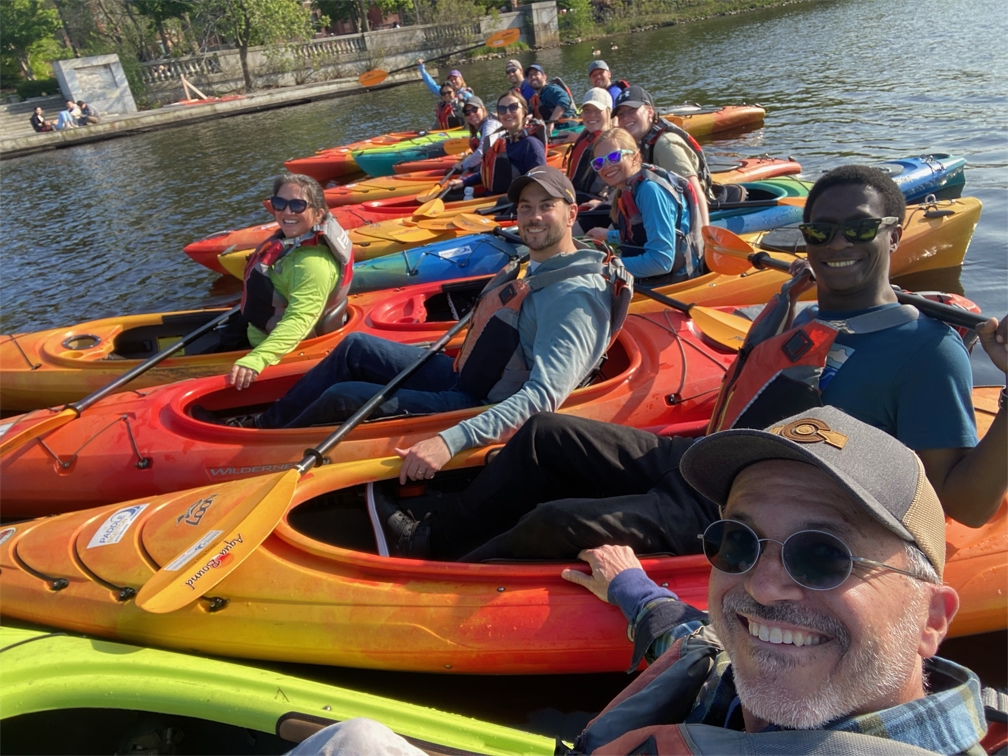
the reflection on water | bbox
[0,0,1006,736]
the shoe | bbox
[366,481,431,559]
[223,414,259,429]
[190,406,260,428]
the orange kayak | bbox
[0,388,1000,674]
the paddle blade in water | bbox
[486,28,520,47]
[0,408,76,456]
[136,468,300,614]
[702,226,757,275]
[358,69,388,87]
[413,198,445,218]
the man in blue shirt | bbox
[587,59,625,104]
[525,63,576,126]
[504,58,535,102]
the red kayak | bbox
[283,131,434,184]
[0,280,734,515]
[184,156,803,275]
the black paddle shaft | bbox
[383,39,497,77]
[749,252,988,330]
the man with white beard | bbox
[561,406,993,754]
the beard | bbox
[710,590,924,729]
[520,222,566,252]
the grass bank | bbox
[559,0,817,43]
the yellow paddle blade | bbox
[0,408,77,456]
[390,226,443,242]
[357,69,388,87]
[689,306,751,350]
[486,27,520,47]
[415,183,448,203]
[136,468,300,614]
[702,225,757,275]
[451,213,498,233]
[412,198,445,218]
[218,248,253,279]
[440,138,472,155]
[415,217,458,231]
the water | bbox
[1,0,1006,738]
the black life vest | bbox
[615,165,704,283]
[529,77,576,122]
[453,246,633,402]
[564,129,606,198]
[641,118,713,199]
[240,216,353,335]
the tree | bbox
[0,0,63,80]
[132,0,190,55]
[195,0,313,90]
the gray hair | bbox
[903,542,941,585]
[272,172,329,215]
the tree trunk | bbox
[238,2,254,90]
[239,43,253,90]
[156,19,172,56]
[51,0,80,57]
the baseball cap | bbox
[679,406,947,578]
[587,60,609,74]
[507,165,577,205]
[525,64,545,76]
[613,85,654,111]
[448,69,463,78]
[582,87,613,111]
[464,95,484,110]
[505,59,523,73]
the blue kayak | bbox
[873,154,966,203]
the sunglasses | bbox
[591,149,636,171]
[463,107,481,116]
[497,102,522,115]
[701,519,925,591]
[269,196,308,214]
[798,216,899,246]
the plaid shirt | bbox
[639,603,988,755]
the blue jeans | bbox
[257,333,481,428]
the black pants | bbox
[429,413,718,561]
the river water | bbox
[0,0,1005,740]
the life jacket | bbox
[453,245,633,403]
[564,128,605,198]
[240,216,353,336]
[479,122,546,194]
[529,77,576,122]
[706,275,927,434]
[641,118,713,199]
[615,164,704,283]
[435,100,460,129]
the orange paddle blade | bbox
[0,408,77,456]
[357,69,388,87]
[451,213,498,233]
[486,28,520,48]
[440,138,472,155]
[702,225,758,275]
[412,198,445,218]
[416,183,448,202]
[136,468,300,614]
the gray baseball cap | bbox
[587,59,610,74]
[679,406,946,577]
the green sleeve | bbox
[234,247,339,374]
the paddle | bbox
[136,277,514,613]
[702,226,990,330]
[491,227,752,350]
[573,196,805,221]
[412,197,445,218]
[416,165,461,203]
[0,306,240,457]
[357,28,520,87]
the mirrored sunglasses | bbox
[590,149,636,171]
[798,216,899,246]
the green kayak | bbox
[0,625,556,755]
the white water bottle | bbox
[463,186,474,200]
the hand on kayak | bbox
[395,436,452,484]
[976,315,1008,375]
[561,545,642,603]
[228,364,259,391]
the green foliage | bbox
[0,0,63,81]
[15,77,59,99]
[557,0,594,39]
[132,0,191,23]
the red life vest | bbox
[453,246,633,402]
[642,117,713,198]
[479,122,546,194]
[435,100,459,130]
[564,128,604,197]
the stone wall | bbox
[53,54,138,114]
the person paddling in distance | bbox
[362,164,1006,563]
[614,85,712,229]
[445,92,546,197]
[247,168,628,501]
[212,174,352,400]
[451,96,502,177]
[584,127,704,284]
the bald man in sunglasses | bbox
[557,406,999,754]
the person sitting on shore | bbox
[446,92,546,197]
[379,164,1006,562]
[248,168,628,509]
[212,173,353,400]
[614,85,712,228]
[587,59,627,103]
[288,408,999,755]
[451,96,502,177]
[53,101,80,131]
[29,107,54,133]
[584,127,704,284]
[76,100,100,125]
[504,58,535,102]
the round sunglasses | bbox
[269,196,309,214]
[497,102,522,115]
[701,519,926,591]
[591,149,636,172]
[797,216,899,246]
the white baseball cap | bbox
[581,87,613,111]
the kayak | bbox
[657,104,765,137]
[1,196,979,413]
[0,625,554,754]
[184,156,804,275]
[876,154,966,202]
[0,388,1000,674]
[0,301,736,513]
[284,128,468,184]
